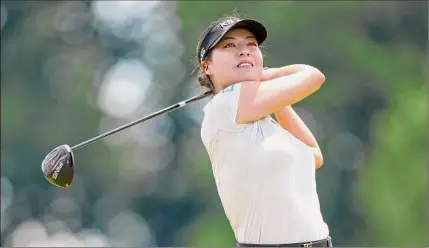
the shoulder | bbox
[214,80,260,103]
[205,83,242,111]
[201,82,248,132]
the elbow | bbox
[315,156,324,169]
[311,69,326,88]
[305,66,326,89]
[312,147,324,169]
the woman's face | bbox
[202,28,263,91]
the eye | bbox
[224,43,235,48]
[248,42,258,47]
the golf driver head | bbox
[41,144,75,188]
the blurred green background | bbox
[1,1,428,247]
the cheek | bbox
[254,51,263,67]
[211,54,232,72]
[211,63,228,75]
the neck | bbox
[213,80,237,94]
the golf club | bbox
[41,91,212,189]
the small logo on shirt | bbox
[221,84,235,93]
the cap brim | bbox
[208,19,267,51]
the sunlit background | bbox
[1,1,428,247]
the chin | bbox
[226,70,262,84]
[239,73,261,82]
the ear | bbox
[201,60,213,75]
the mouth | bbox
[237,62,254,68]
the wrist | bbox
[262,64,317,81]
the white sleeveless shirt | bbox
[200,83,329,244]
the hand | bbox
[261,67,275,82]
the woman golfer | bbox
[196,14,333,247]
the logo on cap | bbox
[220,19,236,30]
[200,47,206,61]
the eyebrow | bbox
[221,35,256,41]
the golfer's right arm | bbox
[236,66,325,124]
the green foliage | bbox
[358,84,428,246]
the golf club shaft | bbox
[71,91,212,151]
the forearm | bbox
[274,106,320,149]
[274,106,323,168]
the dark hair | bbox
[193,12,242,94]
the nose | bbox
[238,44,251,57]
[239,50,250,57]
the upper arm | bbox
[236,67,325,124]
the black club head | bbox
[41,144,75,188]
